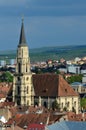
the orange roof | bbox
[6,106,66,128]
[58,75,78,97]
[0,102,15,108]
[67,112,86,121]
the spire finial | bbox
[22,15,24,23]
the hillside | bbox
[0,45,86,62]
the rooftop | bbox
[33,74,78,97]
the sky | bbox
[0,0,86,50]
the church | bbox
[12,19,80,114]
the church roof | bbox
[18,18,27,47]
[32,74,78,97]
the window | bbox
[18,77,20,81]
[18,63,21,73]
[26,65,27,72]
[27,87,29,94]
[27,100,29,105]
[22,49,23,57]
[26,77,29,81]
[17,86,20,95]
[24,87,26,93]
[74,101,76,107]
[44,102,47,108]
[62,102,63,108]
[67,102,70,107]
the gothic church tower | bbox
[13,19,34,106]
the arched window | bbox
[74,101,76,107]
[67,102,70,107]
[26,77,29,81]
[18,86,20,95]
[26,64,28,72]
[22,49,23,57]
[27,100,29,105]
[18,63,21,73]
[34,102,38,106]
[62,102,63,108]
[44,102,47,108]
[18,77,20,81]
[27,86,29,94]
[17,100,20,106]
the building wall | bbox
[13,45,34,106]
[81,70,86,74]
[67,65,80,74]
[82,75,86,83]
[34,96,79,114]
[57,96,79,114]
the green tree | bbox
[80,98,86,111]
[63,107,67,111]
[52,99,60,110]
[56,70,60,74]
[67,74,83,84]
[0,71,13,82]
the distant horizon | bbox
[0,43,86,52]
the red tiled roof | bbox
[9,106,29,117]
[29,106,49,114]
[32,74,78,97]
[17,113,49,128]
[0,102,15,108]
[27,124,45,129]
[0,82,12,100]
[67,112,86,121]
[0,93,6,99]
[6,106,66,128]
[58,75,78,96]
[6,125,23,130]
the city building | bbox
[67,65,80,74]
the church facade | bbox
[12,20,80,114]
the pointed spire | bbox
[19,18,27,46]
